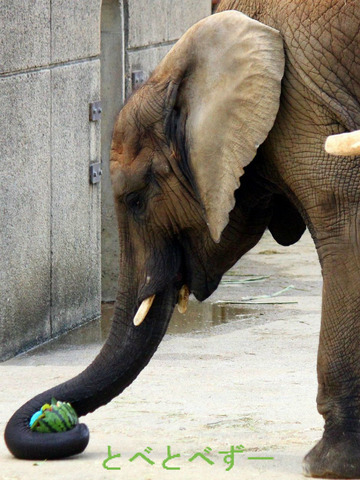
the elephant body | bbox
[5,1,360,478]
[217,2,360,477]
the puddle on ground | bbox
[168,301,254,335]
[100,300,255,337]
[10,300,257,358]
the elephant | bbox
[4,0,360,477]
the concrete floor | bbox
[0,230,325,480]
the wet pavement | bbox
[0,230,324,479]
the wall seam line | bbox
[127,39,177,53]
[0,56,100,79]
[49,0,53,337]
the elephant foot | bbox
[303,431,360,478]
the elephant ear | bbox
[153,11,284,242]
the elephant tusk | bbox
[177,285,190,314]
[133,295,156,326]
[325,130,360,156]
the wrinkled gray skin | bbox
[215,1,360,478]
[5,0,360,477]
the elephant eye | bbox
[125,191,146,214]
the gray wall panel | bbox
[0,71,51,358]
[51,0,101,64]
[0,0,50,74]
[51,61,101,335]
[127,0,211,49]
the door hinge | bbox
[132,71,147,91]
[90,163,102,184]
[89,101,102,121]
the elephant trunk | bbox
[4,284,178,459]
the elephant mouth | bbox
[133,247,191,327]
[133,239,222,327]
[134,264,221,327]
[134,285,190,327]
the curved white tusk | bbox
[133,295,156,326]
[177,285,190,314]
[325,130,360,156]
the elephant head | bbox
[5,11,286,459]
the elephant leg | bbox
[302,199,360,478]
[259,63,360,474]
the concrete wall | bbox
[101,0,212,301]
[100,0,125,301]
[0,1,102,360]
[0,0,211,359]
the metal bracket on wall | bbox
[89,101,102,121]
[90,163,102,184]
[132,71,148,91]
